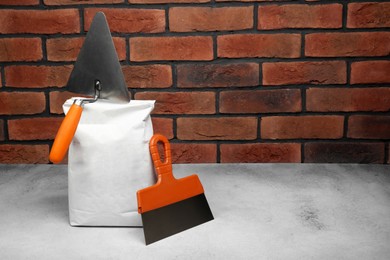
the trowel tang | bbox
[49,81,101,164]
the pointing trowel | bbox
[49,12,130,164]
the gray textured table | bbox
[0,164,389,260]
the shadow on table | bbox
[39,194,69,223]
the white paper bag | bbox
[63,98,155,226]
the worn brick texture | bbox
[0,1,389,164]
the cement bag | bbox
[63,98,155,226]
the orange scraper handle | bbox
[49,104,83,164]
[149,134,173,179]
[137,134,205,213]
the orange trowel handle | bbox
[149,134,173,178]
[49,104,83,164]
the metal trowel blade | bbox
[66,12,130,103]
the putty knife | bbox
[137,134,214,245]
[49,12,130,163]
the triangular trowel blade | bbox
[66,12,130,103]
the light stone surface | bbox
[0,164,389,259]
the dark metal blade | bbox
[66,12,130,103]
[141,193,214,245]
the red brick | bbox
[305,142,385,163]
[85,8,165,33]
[130,0,208,3]
[262,61,346,85]
[0,92,45,115]
[177,117,258,140]
[44,0,123,4]
[348,116,390,139]
[8,117,63,141]
[0,145,49,164]
[220,89,301,114]
[152,117,173,139]
[5,65,72,88]
[0,120,4,141]
[218,34,300,58]
[0,0,38,5]
[0,38,42,62]
[347,2,390,28]
[49,91,75,114]
[258,4,342,29]
[306,32,390,57]
[220,143,301,163]
[261,116,344,139]
[171,143,217,163]
[307,87,390,112]
[47,37,126,61]
[177,63,259,88]
[170,7,253,32]
[351,61,390,84]
[123,65,172,88]
[217,0,299,2]
[135,92,215,114]
[130,36,213,61]
[0,9,80,34]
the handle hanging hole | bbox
[157,140,165,163]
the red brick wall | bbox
[0,0,389,164]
